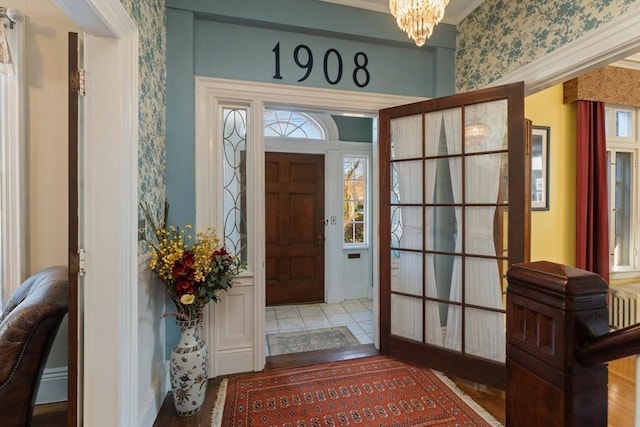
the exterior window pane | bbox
[615,111,632,138]
[222,108,248,262]
[344,156,367,244]
[614,152,632,267]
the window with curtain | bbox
[605,105,639,275]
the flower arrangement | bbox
[141,202,245,321]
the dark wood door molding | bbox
[265,152,325,306]
[67,32,79,427]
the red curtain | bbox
[576,100,609,283]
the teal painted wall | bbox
[332,116,373,143]
[165,0,456,356]
[456,0,639,91]
[166,0,456,223]
[194,19,436,96]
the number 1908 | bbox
[272,42,370,88]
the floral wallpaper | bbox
[456,0,638,92]
[119,0,167,250]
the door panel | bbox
[266,152,325,305]
[379,82,528,389]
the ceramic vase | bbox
[170,318,209,417]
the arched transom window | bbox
[264,109,326,139]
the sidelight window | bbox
[222,107,248,263]
[343,156,368,245]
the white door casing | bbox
[53,0,139,425]
[195,77,423,375]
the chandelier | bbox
[389,0,450,47]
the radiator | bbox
[609,288,640,330]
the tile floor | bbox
[265,298,375,356]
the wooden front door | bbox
[266,152,325,305]
[379,82,529,389]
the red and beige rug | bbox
[211,355,502,426]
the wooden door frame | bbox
[67,32,79,427]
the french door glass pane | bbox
[391,294,422,341]
[465,307,505,362]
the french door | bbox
[379,82,529,389]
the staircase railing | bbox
[506,261,639,426]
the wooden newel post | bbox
[506,261,609,426]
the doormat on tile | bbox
[211,355,503,426]
[267,326,360,356]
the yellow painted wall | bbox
[525,84,577,266]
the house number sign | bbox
[272,42,370,88]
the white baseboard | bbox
[343,286,371,301]
[35,367,67,404]
[138,360,170,427]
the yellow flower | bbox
[180,294,195,305]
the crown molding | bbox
[490,8,640,95]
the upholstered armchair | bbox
[0,266,69,426]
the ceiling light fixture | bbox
[389,0,449,47]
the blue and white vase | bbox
[170,318,209,417]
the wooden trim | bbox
[67,31,79,427]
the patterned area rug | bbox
[267,326,360,356]
[211,355,503,426]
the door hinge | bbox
[71,69,87,96]
[71,249,87,276]
[78,68,86,96]
[78,249,86,276]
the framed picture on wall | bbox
[531,125,550,210]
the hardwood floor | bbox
[32,351,636,426]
